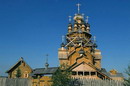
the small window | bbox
[23,62,26,67]
[78,71,83,76]
[72,71,77,75]
[24,73,28,78]
[84,72,89,76]
[91,72,96,76]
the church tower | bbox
[58,4,104,79]
[58,4,102,68]
[58,12,102,68]
[58,4,124,80]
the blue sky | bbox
[0,0,130,76]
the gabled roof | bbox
[31,67,58,76]
[68,62,111,79]
[100,68,124,78]
[69,61,97,71]
[6,57,32,73]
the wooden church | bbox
[6,3,124,86]
[58,4,123,80]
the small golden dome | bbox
[74,14,83,20]
[110,69,118,75]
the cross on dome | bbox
[76,3,81,14]
[82,14,84,19]
[68,16,72,22]
[62,35,65,43]
[94,36,96,43]
[86,16,89,23]
[45,54,49,69]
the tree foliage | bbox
[125,65,130,86]
[51,64,72,86]
[16,68,22,78]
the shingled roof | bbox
[31,67,58,76]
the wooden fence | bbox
[71,78,125,86]
[0,78,125,86]
[0,78,32,86]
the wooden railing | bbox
[71,78,125,86]
[0,78,32,86]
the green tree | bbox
[16,68,21,78]
[125,65,130,86]
[51,64,72,86]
